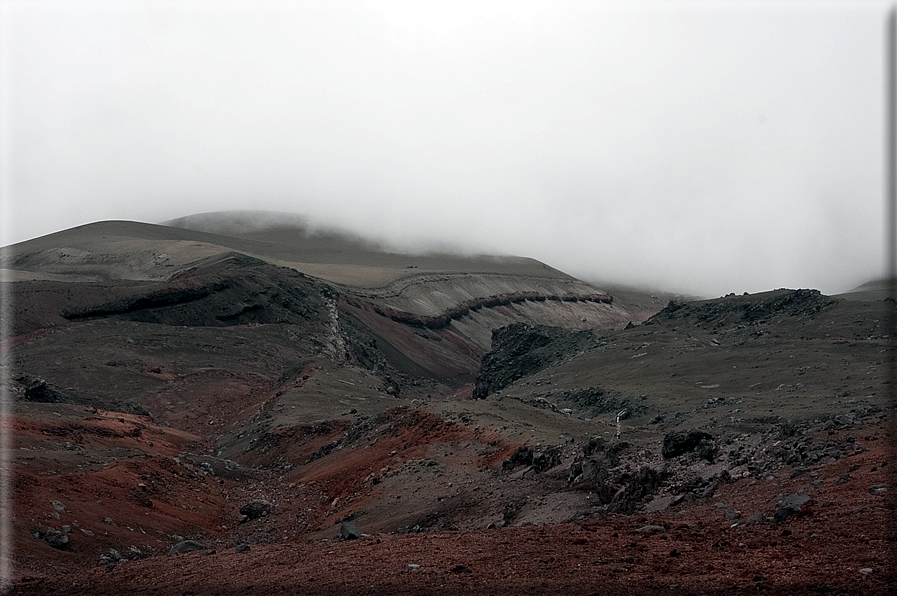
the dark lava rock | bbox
[774,493,812,524]
[169,540,206,555]
[646,289,835,328]
[869,483,889,495]
[37,529,70,550]
[662,430,715,459]
[583,435,607,456]
[235,543,251,553]
[239,500,273,520]
[503,446,534,470]
[790,467,810,479]
[473,324,597,399]
[531,447,562,472]
[503,445,561,473]
[17,375,69,404]
[339,521,362,541]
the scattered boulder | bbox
[239,500,273,521]
[99,549,122,564]
[636,525,666,533]
[531,447,561,472]
[774,493,812,524]
[503,445,561,473]
[17,375,69,403]
[662,430,716,461]
[235,543,251,553]
[503,446,534,470]
[583,435,607,456]
[169,540,206,555]
[869,483,889,495]
[35,528,70,550]
[339,521,362,541]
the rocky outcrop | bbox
[341,291,611,331]
[473,324,598,399]
[61,253,327,327]
[647,289,835,327]
[662,430,717,461]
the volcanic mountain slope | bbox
[2,214,894,594]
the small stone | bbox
[169,540,206,555]
[235,543,251,553]
[51,500,65,512]
[859,568,873,575]
[61,525,71,534]
[869,483,889,495]
[636,525,666,533]
[407,564,420,569]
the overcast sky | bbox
[0,0,892,296]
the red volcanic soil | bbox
[9,419,896,595]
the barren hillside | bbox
[1,213,893,594]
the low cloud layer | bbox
[2,1,889,296]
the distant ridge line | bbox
[341,291,613,330]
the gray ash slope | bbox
[464,287,890,515]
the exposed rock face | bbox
[61,253,328,328]
[473,324,597,399]
[17,376,69,404]
[647,288,835,327]
[502,445,562,473]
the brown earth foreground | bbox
[10,420,896,596]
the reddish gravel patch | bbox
[10,429,895,595]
